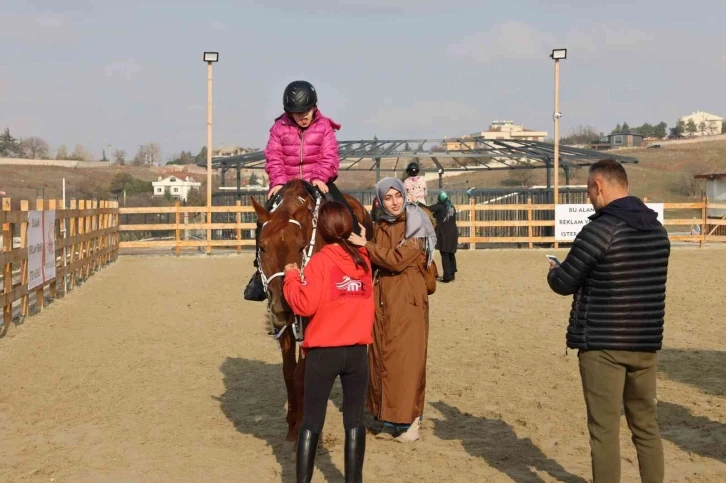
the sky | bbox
[1,0,725,161]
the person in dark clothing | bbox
[283,202,374,483]
[547,159,670,483]
[424,191,458,282]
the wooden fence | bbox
[1,199,120,335]
[118,198,726,253]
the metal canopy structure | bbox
[201,138,639,189]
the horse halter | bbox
[257,195,321,341]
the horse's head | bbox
[251,186,314,329]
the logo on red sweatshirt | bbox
[330,267,370,300]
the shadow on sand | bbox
[658,400,726,465]
[658,349,726,396]
[216,357,345,482]
[431,401,588,483]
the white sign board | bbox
[43,210,56,282]
[27,211,44,290]
[555,203,664,241]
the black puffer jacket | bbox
[548,196,671,351]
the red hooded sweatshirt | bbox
[283,244,374,350]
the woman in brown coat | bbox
[349,177,436,442]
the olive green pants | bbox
[578,350,664,483]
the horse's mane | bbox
[261,180,311,236]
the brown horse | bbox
[251,180,373,442]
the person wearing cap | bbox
[403,162,427,204]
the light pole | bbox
[550,49,566,209]
[203,51,219,254]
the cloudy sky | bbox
[2,0,724,160]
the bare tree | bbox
[56,144,69,160]
[133,143,162,166]
[70,144,93,161]
[113,149,127,165]
[20,137,50,159]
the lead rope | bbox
[292,194,321,343]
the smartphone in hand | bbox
[546,255,561,266]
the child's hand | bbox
[312,179,329,194]
[284,263,299,273]
[268,185,283,199]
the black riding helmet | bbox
[283,80,318,113]
[406,162,420,176]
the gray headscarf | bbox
[376,177,437,266]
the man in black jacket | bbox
[547,159,670,483]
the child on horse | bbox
[283,201,373,483]
[244,80,359,301]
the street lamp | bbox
[550,48,566,210]
[203,51,219,253]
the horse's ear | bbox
[251,197,270,223]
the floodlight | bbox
[550,49,567,60]
[203,52,219,63]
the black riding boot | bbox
[296,429,319,483]
[243,220,266,301]
[344,427,366,483]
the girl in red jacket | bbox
[283,201,373,483]
[244,80,359,301]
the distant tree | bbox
[134,143,161,166]
[56,144,70,160]
[110,173,133,194]
[249,172,260,185]
[20,136,49,159]
[110,172,152,194]
[670,120,686,138]
[612,124,622,134]
[112,149,127,165]
[698,121,707,136]
[168,151,196,165]
[621,122,630,132]
[560,125,600,145]
[654,122,667,139]
[686,119,698,137]
[70,144,92,161]
[185,186,206,206]
[195,146,208,164]
[0,128,21,157]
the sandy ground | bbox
[0,249,724,483]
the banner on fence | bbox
[43,211,56,282]
[27,211,44,289]
[555,203,664,241]
[27,210,56,289]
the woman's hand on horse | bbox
[284,262,299,273]
[348,224,367,247]
[268,185,283,199]
[312,179,329,194]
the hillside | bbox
[0,165,162,202]
[1,139,724,203]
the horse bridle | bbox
[257,195,321,341]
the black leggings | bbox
[302,345,368,434]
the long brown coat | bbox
[364,214,431,424]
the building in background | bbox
[212,146,250,158]
[443,120,547,150]
[152,176,201,202]
[679,111,723,137]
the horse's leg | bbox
[279,327,298,442]
[292,346,306,440]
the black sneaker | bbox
[243,272,266,301]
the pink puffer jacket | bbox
[264,110,341,188]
